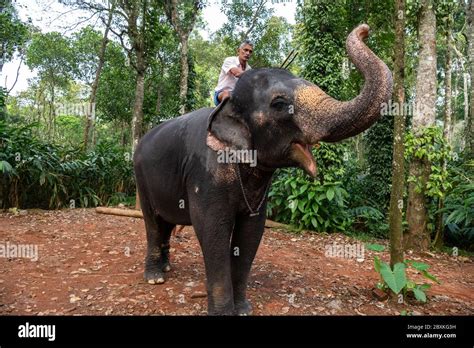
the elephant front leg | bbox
[194,217,236,315]
[231,213,266,315]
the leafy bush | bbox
[405,126,452,199]
[438,159,474,250]
[267,168,352,232]
[342,155,390,237]
[348,205,388,237]
[364,113,394,212]
[0,121,135,209]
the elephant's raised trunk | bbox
[295,24,393,144]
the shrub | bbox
[267,168,352,232]
[0,121,135,209]
[438,159,474,250]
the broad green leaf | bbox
[374,256,381,274]
[366,243,385,252]
[412,287,427,302]
[39,172,46,186]
[421,270,440,284]
[326,187,335,201]
[298,200,306,213]
[380,262,407,294]
[419,283,431,291]
[407,260,430,271]
[0,160,13,173]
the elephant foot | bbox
[162,263,172,272]
[144,268,165,285]
[235,299,253,316]
[207,307,235,316]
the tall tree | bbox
[444,13,453,145]
[405,0,437,251]
[0,0,28,74]
[83,1,116,150]
[164,0,202,115]
[26,32,75,139]
[388,0,406,266]
[434,0,456,248]
[215,0,292,68]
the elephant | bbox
[133,24,392,315]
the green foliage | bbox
[267,142,354,232]
[296,1,347,96]
[0,87,6,119]
[267,168,352,232]
[71,25,103,84]
[405,126,452,198]
[379,261,407,294]
[364,114,394,212]
[0,121,134,209]
[215,1,292,68]
[438,159,474,250]
[0,0,29,69]
[26,31,76,89]
[365,243,385,252]
[314,142,348,183]
[349,205,388,237]
[373,255,439,303]
[95,41,136,125]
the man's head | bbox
[237,40,253,63]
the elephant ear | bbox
[206,96,251,152]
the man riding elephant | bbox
[133,24,392,315]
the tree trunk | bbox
[120,120,127,148]
[178,36,189,115]
[453,73,457,129]
[463,72,469,148]
[405,0,437,251]
[466,0,474,159]
[84,3,114,151]
[131,51,145,210]
[443,21,452,145]
[49,85,55,141]
[156,84,162,115]
[436,17,453,247]
[165,0,200,115]
[388,0,406,266]
[434,18,453,249]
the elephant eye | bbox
[271,97,288,111]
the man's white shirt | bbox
[215,56,251,92]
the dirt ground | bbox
[0,208,472,315]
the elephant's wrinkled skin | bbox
[133,24,393,315]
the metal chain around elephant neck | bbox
[235,163,272,217]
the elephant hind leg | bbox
[141,198,175,284]
[160,222,173,273]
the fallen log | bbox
[95,206,143,218]
[95,207,291,230]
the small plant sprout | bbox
[371,243,440,303]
